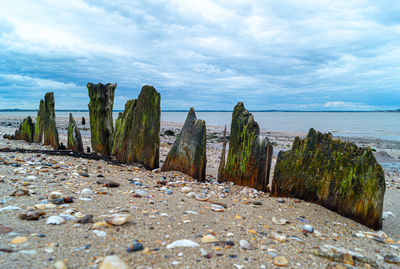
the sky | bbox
[0,0,400,111]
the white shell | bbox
[93,229,107,237]
[105,214,130,226]
[46,216,66,225]
[181,187,192,193]
[210,204,224,212]
[166,239,200,249]
[186,192,196,198]
[239,239,252,250]
[81,188,94,196]
[195,193,210,201]
[272,216,287,225]
[99,256,128,269]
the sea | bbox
[1,111,399,141]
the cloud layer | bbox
[1,0,399,110]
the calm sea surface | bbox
[1,111,399,141]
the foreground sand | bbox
[0,116,399,268]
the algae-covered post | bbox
[217,125,227,182]
[111,85,160,170]
[67,113,84,152]
[33,92,59,149]
[43,92,59,149]
[161,107,207,181]
[219,102,273,192]
[87,82,116,156]
[13,116,35,142]
[271,128,386,230]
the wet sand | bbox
[0,115,399,268]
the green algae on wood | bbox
[111,85,160,170]
[87,82,116,156]
[13,116,35,142]
[219,102,273,192]
[67,113,84,152]
[217,125,227,182]
[161,107,207,181]
[32,93,59,149]
[271,128,386,230]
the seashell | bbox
[181,187,192,193]
[272,216,288,225]
[201,234,219,243]
[93,229,107,237]
[186,192,196,198]
[58,214,76,221]
[105,214,130,226]
[99,255,128,269]
[273,256,288,266]
[239,239,252,250]
[210,204,224,212]
[46,216,66,225]
[49,191,62,200]
[271,232,287,242]
[166,239,200,249]
[195,193,210,201]
[384,254,400,264]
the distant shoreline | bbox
[1,109,399,113]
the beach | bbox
[0,114,399,268]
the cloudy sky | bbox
[1,0,399,110]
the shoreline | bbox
[0,115,399,268]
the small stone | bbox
[126,241,144,252]
[54,260,67,269]
[181,187,192,193]
[384,254,400,264]
[201,234,219,243]
[166,239,200,249]
[77,214,93,224]
[99,255,128,269]
[37,233,46,237]
[239,239,252,250]
[165,190,173,195]
[97,179,120,187]
[273,256,288,266]
[11,236,28,244]
[79,172,89,177]
[19,211,44,220]
[81,188,94,196]
[63,197,74,203]
[301,224,314,233]
[0,205,20,212]
[277,199,285,203]
[105,214,130,226]
[10,188,29,197]
[46,216,66,225]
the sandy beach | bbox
[0,115,399,268]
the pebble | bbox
[166,239,200,249]
[19,211,44,220]
[97,179,120,187]
[11,236,28,244]
[384,254,400,264]
[105,214,130,226]
[93,230,107,237]
[127,241,144,252]
[273,256,288,266]
[79,172,89,177]
[239,239,252,250]
[10,188,30,197]
[302,224,314,233]
[46,216,66,225]
[165,190,173,195]
[99,255,128,269]
[135,190,147,196]
[59,214,76,221]
[77,214,94,224]
[81,188,94,196]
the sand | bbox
[0,115,399,268]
